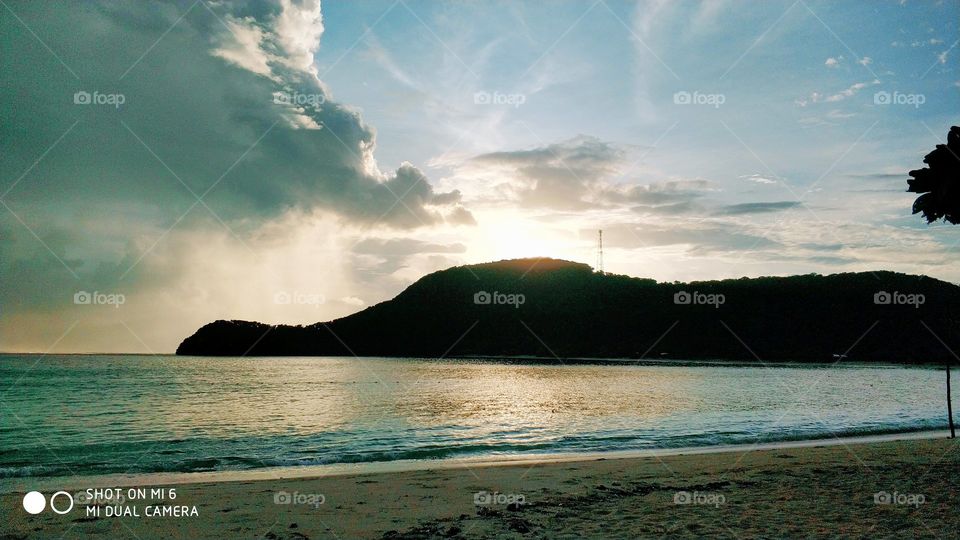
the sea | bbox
[0,354,949,481]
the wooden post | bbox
[948,363,955,439]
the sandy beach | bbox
[3,435,958,539]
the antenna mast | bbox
[596,229,604,274]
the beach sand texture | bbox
[3,437,958,539]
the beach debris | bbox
[507,518,532,533]
[476,506,501,518]
[506,501,529,512]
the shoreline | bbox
[3,434,957,539]
[2,429,949,494]
[1,352,950,370]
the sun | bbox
[472,210,582,262]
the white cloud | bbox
[274,0,325,73]
[825,57,841,68]
[858,56,872,66]
[827,109,855,119]
[825,80,876,102]
[212,17,276,80]
[798,80,880,106]
[739,174,778,185]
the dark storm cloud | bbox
[0,0,472,314]
[0,1,471,226]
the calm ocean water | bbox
[0,355,948,479]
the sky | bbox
[0,0,957,353]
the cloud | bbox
[603,180,716,206]
[2,1,470,231]
[797,108,858,126]
[629,201,702,215]
[795,79,880,106]
[740,174,778,185]
[594,222,780,254]
[273,0,325,72]
[351,238,467,280]
[809,255,859,265]
[904,37,945,48]
[846,172,906,180]
[464,136,716,214]
[353,238,467,257]
[447,206,478,225]
[716,201,801,215]
[0,0,473,348]
[858,56,872,66]
[212,16,276,79]
[825,56,841,68]
[469,135,626,210]
[825,80,880,102]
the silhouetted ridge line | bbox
[176,258,960,363]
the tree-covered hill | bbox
[176,258,960,363]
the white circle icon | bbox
[23,491,46,514]
[50,491,74,515]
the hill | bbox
[176,258,960,363]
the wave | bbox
[1,421,946,478]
